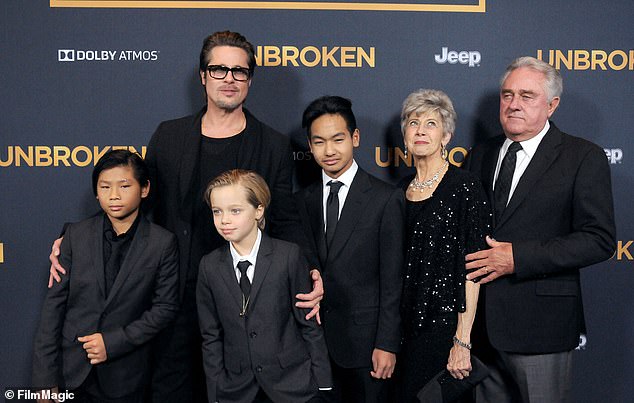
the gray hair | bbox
[500,56,563,102]
[401,89,457,136]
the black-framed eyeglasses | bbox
[206,65,251,82]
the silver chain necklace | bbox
[409,160,448,192]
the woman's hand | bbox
[447,343,472,380]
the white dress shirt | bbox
[493,121,550,206]
[229,229,262,284]
[321,160,359,232]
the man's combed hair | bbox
[501,56,563,102]
[199,31,256,75]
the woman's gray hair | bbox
[401,89,457,136]
[500,56,563,102]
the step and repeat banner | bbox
[1,0,632,400]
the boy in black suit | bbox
[295,96,405,402]
[196,170,331,403]
[32,150,179,402]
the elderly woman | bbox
[396,89,491,402]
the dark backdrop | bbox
[1,1,632,401]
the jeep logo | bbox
[434,47,481,67]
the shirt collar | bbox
[103,212,141,241]
[230,229,262,268]
[502,120,550,158]
[321,160,358,189]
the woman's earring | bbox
[441,144,448,160]
[404,146,408,159]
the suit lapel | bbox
[92,216,106,300]
[178,108,205,216]
[327,169,371,264]
[305,182,328,267]
[104,216,149,309]
[498,124,562,227]
[482,136,505,199]
[482,137,504,227]
[216,245,244,310]
[248,235,274,312]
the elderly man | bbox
[464,56,616,402]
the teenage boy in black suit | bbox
[295,96,405,402]
[32,150,179,402]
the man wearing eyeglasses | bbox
[144,31,322,402]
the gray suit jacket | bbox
[32,215,180,397]
[196,235,331,403]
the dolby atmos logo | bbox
[58,49,160,62]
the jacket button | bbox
[183,229,188,235]
[256,365,263,372]
[250,332,257,338]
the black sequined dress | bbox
[397,166,491,402]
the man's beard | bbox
[214,98,243,112]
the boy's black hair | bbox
[92,150,149,195]
[301,96,358,138]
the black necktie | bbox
[237,260,252,299]
[326,181,344,247]
[494,141,522,222]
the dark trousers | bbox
[254,387,331,403]
[330,361,391,403]
[476,348,573,403]
[73,371,144,403]
[151,282,206,403]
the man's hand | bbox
[78,333,107,364]
[465,236,514,284]
[447,344,472,380]
[296,269,324,324]
[48,237,66,288]
[370,348,396,379]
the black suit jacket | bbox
[464,122,616,353]
[32,215,179,397]
[295,168,405,368]
[146,107,308,297]
[196,235,332,403]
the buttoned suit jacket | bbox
[463,122,616,353]
[146,107,308,298]
[32,214,180,397]
[196,235,332,403]
[295,168,405,368]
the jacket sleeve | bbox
[374,187,405,353]
[513,145,616,278]
[196,256,224,403]
[101,234,180,359]
[32,226,74,388]
[288,244,332,389]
